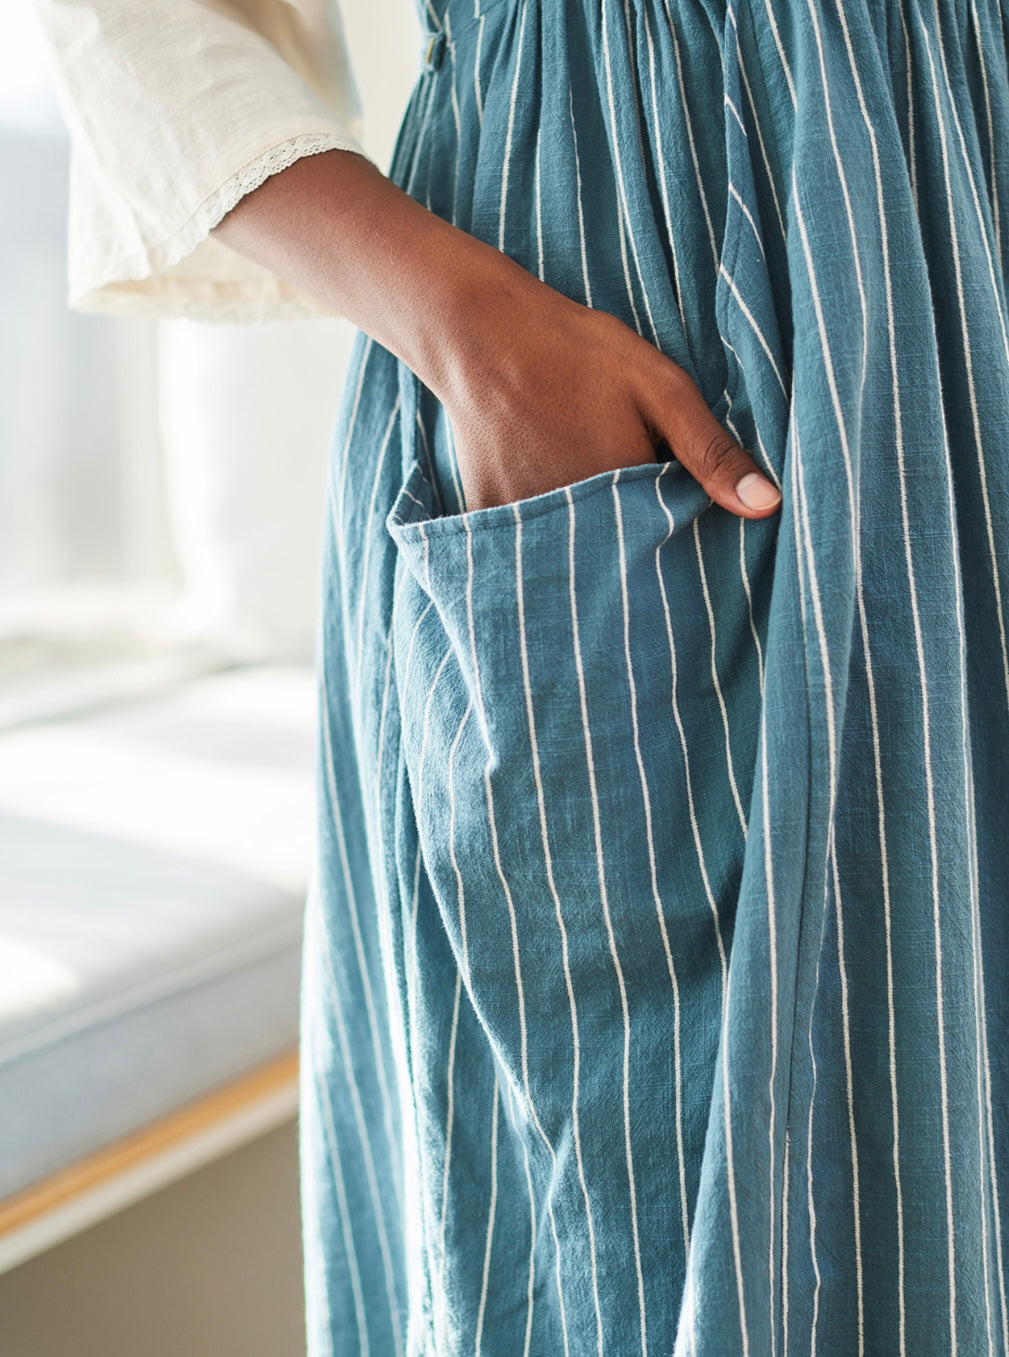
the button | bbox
[422,29,446,72]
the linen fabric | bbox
[304,0,1009,1354]
[32,0,369,320]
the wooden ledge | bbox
[0,1048,299,1274]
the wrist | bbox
[409,244,528,402]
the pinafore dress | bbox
[300,1,1009,1353]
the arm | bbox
[211,149,782,517]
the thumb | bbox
[645,365,782,519]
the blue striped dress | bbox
[299,1,1009,1353]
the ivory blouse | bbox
[32,0,371,321]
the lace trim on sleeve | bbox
[145,131,368,280]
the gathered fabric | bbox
[302,1,1009,1353]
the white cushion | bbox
[0,665,314,1198]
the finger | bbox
[647,367,782,519]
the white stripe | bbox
[738,513,766,699]
[494,1080,539,1357]
[446,700,475,980]
[473,14,486,124]
[397,591,436,700]
[806,941,824,1357]
[675,1249,699,1357]
[407,835,441,1311]
[436,968,463,1351]
[787,426,822,1357]
[443,12,463,223]
[693,517,748,835]
[600,0,656,342]
[720,966,750,1356]
[782,1126,791,1357]
[728,177,768,262]
[473,1078,500,1356]
[534,127,544,282]
[895,0,919,213]
[310,1050,371,1357]
[760,686,780,1357]
[720,343,785,486]
[406,642,463,1330]
[335,335,374,535]
[568,477,646,1356]
[511,1080,539,1357]
[725,93,747,135]
[650,477,694,1291]
[366,600,410,1219]
[715,262,789,405]
[968,0,1003,275]
[662,0,720,271]
[405,65,439,200]
[760,0,797,108]
[643,6,689,340]
[444,411,468,516]
[652,488,730,1014]
[354,397,401,699]
[568,84,593,308]
[397,486,429,515]
[498,0,528,252]
[438,979,462,1247]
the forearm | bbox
[210,148,543,404]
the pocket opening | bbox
[386,453,710,547]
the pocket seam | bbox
[387,455,704,544]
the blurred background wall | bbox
[153,0,425,664]
[0,0,420,695]
[0,3,419,1354]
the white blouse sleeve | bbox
[32,0,376,321]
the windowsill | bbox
[0,662,317,1247]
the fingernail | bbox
[735,470,782,510]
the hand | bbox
[439,268,781,519]
[212,150,780,519]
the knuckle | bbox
[694,429,743,481]
[664,363,695,396]
[593,308,630,343]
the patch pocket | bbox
[386,455,749,1109]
